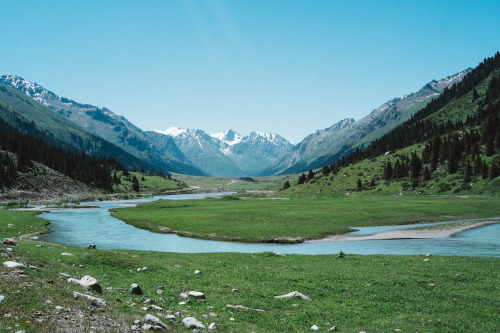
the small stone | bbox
[151,305,163,311]
[188,291,205,298]
[179,301,187,305]
[194,270,202,274]
[142,267,147,271]
[5,248,13,253]
[130,283,143,295]
[86,244,97,249]
[141,324,154,330]
[3,238,18,246]
[274,291,311,301]
[272,251,285,256]
[174,311,182,318]
[60,273,71,278]
[143,299,151,304]
[165,314,176,320]
[232,289,238,293]
[55,306,64,310]
[141,307,149,311]
[428,283,435,287]
[157,285,165,290]
[35,244,43,247]
[426,254,431,256]
[45,300,53,305]
[330,326,337,331]
[145,314,168,329]
[424,258,430,261]
[156,289,163,295]
[0,295,6,303]
[193,330,204,333]
[311,325,319,331]
[208,322,217,330]
[3,261,26,269]
[182,317,205,329]
[61,252,75,256]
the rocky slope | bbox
[0,74,204,176]
[260,70,472,176]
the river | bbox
[39,193,500,257]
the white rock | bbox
[188,291,205,298]
[194,270,202,274]
[311,325,319,331]
[144,314,167,328]
[3,261,26,269]
[274,291,311,300]
[73,291,106,306]
[179,301,187,305]
[61,252,75,256]
[79,275,102,292]
[230,317,235,321]
[182,317,205,329]
[208,322,217,330]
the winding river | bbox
[39,193,500,257]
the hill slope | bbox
[0,74,205,176]
[261,70,471,176]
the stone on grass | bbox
[274,291,311,301]
[73,291,106,306]
[0,295,6,303]
[188,291,205,298]
[61,252,75,256]
[311,325,319,331]
[145,314,168,329]
[2,238,18,246]
[194,270,202,274]
[79,275,102,293]
[130,283,143,295]
[86,244,97,249]
[208,322,217,330]
[182,317,205,329]
[3,261,26,269]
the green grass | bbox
[1,209,499,332]
[110,195,500,243]
[172,173,290,192]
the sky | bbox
[1,1,499,143]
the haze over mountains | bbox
[0,68,470,177]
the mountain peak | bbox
[211,129,242,145]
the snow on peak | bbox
[155,126,187,137]
[211,129,242,146]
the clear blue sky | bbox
[1,1,499,143]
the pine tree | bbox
[356,178,362,190]
[307,169,315,181]
[322,165,330,175]
[463,160,472,184]
[423,166,432,181]
[410,152,422,180]
[132,175,140,192]
[383,161,393,180]
[283,180,290,189]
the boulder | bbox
[182,317,205,329]
[130,283,143,295]
[79,275,102,293]
[2,238,18,246]
[3,261,26,269]
[86,244,97,249]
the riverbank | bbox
[310,220,500,242]
[110,195,500,244]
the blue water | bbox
[38,193,500,257]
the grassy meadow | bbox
[1,209,499,332]
[110,195,500,243]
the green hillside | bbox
[279,52,500,197]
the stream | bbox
[38,193,500,257]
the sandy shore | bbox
[309,220,500,242]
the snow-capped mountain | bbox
[211,129,243,146]
[0,74,204,175]
[149,128,294,176]
[260,69,472,176]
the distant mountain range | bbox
[0,68,472,178]
[259,69,471,176]
[151,128,294,176]
[0,74,293,176]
